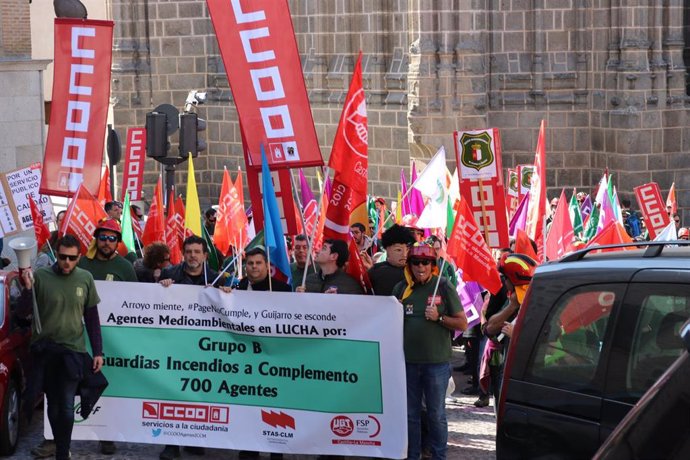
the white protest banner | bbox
[62,282,407,459]
[0,162,55,235]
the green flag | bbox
[569,190,583,237]
[201,217,221,271]
[583,203,600,242]
[121,193,137,253]
[245,230,265,252]
[446,198,455,237]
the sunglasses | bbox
[57,254,79,262]
[97,234,119,243]
[410,259,431,266]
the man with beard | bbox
[158,235,231,460]
[78,218,137,284]
[368,224,415,296]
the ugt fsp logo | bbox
[459,132,494,171]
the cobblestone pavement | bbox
[10,349,496,459]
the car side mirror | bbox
[682,319,690,353]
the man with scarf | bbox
[392,243,467,460]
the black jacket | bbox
[304,269,364,295]
[160,262,221,287]
[238,276,292,292]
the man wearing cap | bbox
[392,244,467,460]
[78,218,137,283]
[368,224,415,296]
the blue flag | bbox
[261,145,292,284]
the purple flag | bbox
[400,169,411,216]
[410,162,425,217]
[509,191,530,238]
[458,279,483,330]
[324,174,332,199]
[597,188,617,233]
[581,195,592,220]
[298,169,315,205]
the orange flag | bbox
[142,176,166,246]
[447,199,502,294]
[97,166,113,206]
[232,168,249,249]
[585,221,633,253]
[214,168,247,255]
[515,229,539,262]
[62,183,108,253]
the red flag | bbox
[29,197,51,248]
[142,176,165,246]
[313,179,330,252]
[346,238,373,293]
[525,120,547,262]
[446,199,502,295]
[61,183,108,253]
[545,189,575,261]
[97,166,112,206]
[165,190,183,265]
[40,19,114,197]
[585,221,633,253]
[328,52,367,197]
[666,182,677,215]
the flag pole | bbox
[289,169,310,238]
[302,166,330,288]
[379,163,428,229]
[428,258,447,314]
[266,234,273,291]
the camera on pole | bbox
[178,112,207,158]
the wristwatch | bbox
[437,315,444,324]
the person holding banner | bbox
[20,234,104,460]
[392,243,467,460]
[239,246,292,292]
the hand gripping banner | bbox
[206,0,323,169]
[40,19,114,198]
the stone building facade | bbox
[109,0,690,217]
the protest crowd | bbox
[5,6,686,460]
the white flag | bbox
[414,146,449,228]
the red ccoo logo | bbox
[261,410,295,429]
[330,415,354,437]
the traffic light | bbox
[179,112,207,158]
[145,112,169,158]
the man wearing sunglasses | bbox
[20,234,103,460]
[78,218,137,284]
[392,243,467,460]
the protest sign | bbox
[63,283,407,458]
[0,163,55,236]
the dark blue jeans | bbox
[44,355,80,460]
[406,362,451,460]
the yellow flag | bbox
[395,191,402,224]
[184,153,202,236]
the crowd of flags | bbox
[27,50,684,296]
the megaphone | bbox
[9,237,37,270]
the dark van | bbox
[496,243,690,459]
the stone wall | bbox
[0,0,32,58]
[109,0,690,220]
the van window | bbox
[625,287,690,396]
[526,285,620,392]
